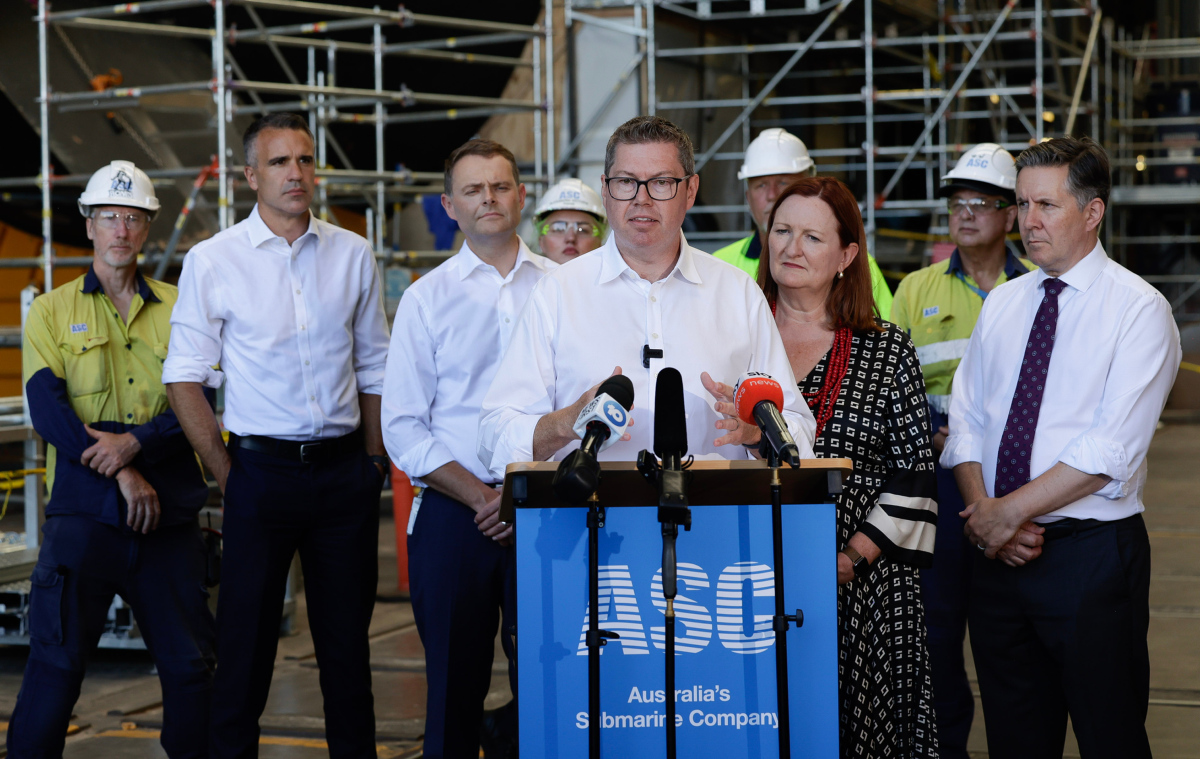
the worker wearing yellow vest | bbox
[713,127,893,318]
[891,143,1035,759]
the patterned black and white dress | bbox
[797,322,940,758]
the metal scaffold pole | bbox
[544,0,556,185]
[214,0,229,229]
[1035,0,1045,141]
[533,34,544,205]
[864,0,875,245]
[38,0,53,292]
[374,15,385,255]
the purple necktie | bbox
[995,278,1065,497]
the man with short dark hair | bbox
[10,160,214,759]
[382,138,551,759]
[479,116,813,480]
[164,112,391,758]
[943,136,1179,758]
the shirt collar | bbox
[745,233,763,261]
[81,265,161,303]
[1037,239,1107,293]
[597,232,704,286]
[453,236,543,281]
[945,244,1028,281]
[246,204,319,253]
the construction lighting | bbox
[990,93,1000,104]
[1136,155,1147,171]
[1043,110,1056,123]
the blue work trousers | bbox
[209,445,382,759]
[919,408,975,759]
[7,515,216,759]
[408,487,516,759]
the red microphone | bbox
[733,372,801,467]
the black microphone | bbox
[653,367,688,473]
[552,374,635,503]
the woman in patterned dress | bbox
[760,176,940,757]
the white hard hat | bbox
[738,128,815,180]
[78,160,160,219]
[938,143,1017,199]
[535,178,606,222]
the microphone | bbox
[733,372,801,467]
[653,367,688,472]
[552,374,634,503]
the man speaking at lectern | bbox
[479,116,815,476]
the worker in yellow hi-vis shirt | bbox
[9,161,214,759]
[713,127,894,318]
[891,143,1035,759]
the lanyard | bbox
[954,270,991,300]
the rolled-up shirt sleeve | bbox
[478,282,560,481]
[1057,292,1180,498]
[941,299,989,469]
[163,251,225,388]
[381,288,455,480]
[352,244,390,396]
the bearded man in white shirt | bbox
[478,115,814,481]
[163,113,391,758]
[381,139,554,759]
[942,136,1179,759]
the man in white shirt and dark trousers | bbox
[478,115,814,486]
[382,139,553,759]
[943,136,1179,759]
[163,113,391,758]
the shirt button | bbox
[128,378,133,384]
[652,333,659,339]
[301,325,307,330]
[504,317,511,323]
[126,413,133,419]
[125,343,132,350]
[651,296,657,302]
[310,395,315,401]
[296,289,302,294]
[305,360,310,366]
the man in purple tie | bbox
[942,136,1180,759]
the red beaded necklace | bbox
[772,300,853,439]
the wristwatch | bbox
[842,546,870,580]
[369,455,390,474]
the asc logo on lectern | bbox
[577,561,776,657]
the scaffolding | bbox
[11,0,559,293]
[561,0,1108,264]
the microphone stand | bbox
[637,451,690,759]
[761,439,804,759]
[584,490,619,759]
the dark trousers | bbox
[968,514,1152,759]
[408,487,516,759]
[919,409,975,759]
[209,445,382,759]
[7,516,215,759]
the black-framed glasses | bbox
[604,175,692,201]
[946,197,1012,219]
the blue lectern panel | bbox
[516,503,837,759]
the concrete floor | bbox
[1,425,1198,757]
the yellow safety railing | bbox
[0,469,46,521]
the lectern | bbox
[501,458,850,759]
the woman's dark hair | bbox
[757,176,881,332]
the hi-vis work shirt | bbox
[22,268,208,528]
[890,247,1036,414]
[711,233,895,320]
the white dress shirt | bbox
[382,239,555,487]
[163,205,390,441]
[942,241,1180,522]
[478,233,816,480]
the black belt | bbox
[228,429,363,464]
[1040,513,1141,541]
